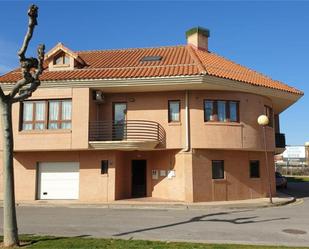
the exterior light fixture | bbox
[257,115,269,126]
[257,114,273,204]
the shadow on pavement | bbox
[113,210,289,237]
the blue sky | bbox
[0,1,308,145]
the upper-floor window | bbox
[53,54,70,65]
[21,99,72,131]
[168,100,180,122]
[204,100,239,122]
[264,105,273,127]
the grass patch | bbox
[1,235,309,249]
[286,176,309,183]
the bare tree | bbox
[0,5,44,247]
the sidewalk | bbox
[8,192,296,210]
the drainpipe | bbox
[183,90,190,152]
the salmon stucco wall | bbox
[0,89,277,153]
[192,149,276,202]
[4,88,90,152]
[91,90,276,152]
[0,150,192,202]
[114,150,190,202]
[92,91,186,149]
[0,151,117,202]
[190,91,275,151]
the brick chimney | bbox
[186,27,210,51]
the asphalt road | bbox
[0,183,308,247]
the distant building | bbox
[275,145,308,167]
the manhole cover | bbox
[282,229,307,235]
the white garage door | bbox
[38,162,79,200]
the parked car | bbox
[276,172,287,188]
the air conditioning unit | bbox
[93,90,105,103]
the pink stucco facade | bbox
[0,87,280,202]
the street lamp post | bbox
[305,142,309,167]
[257,115,273,204]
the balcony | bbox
[275,133,286,154]
[89,120,165,150]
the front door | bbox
[131,160,147,198]
[113,103,127,140]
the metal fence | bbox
[89,120,165,144]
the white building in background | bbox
[275,145,308,167]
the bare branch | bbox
[11,80,40,103]
[9,5,45,100]
[32,44,45,79]
[10,44,45,98]
[9,79,28,98]
[0,86,6,101]
[18,4,38,61]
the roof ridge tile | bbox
[186,45,207,75]
[76,45,186,54]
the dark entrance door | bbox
[131,160,147,198]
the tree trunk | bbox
[0,99,19,247]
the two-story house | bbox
[0,27,303,202]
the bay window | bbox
[21,99,72,131]
[217,101,226,122]
[204,100,239,122]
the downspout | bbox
[183,90,190,152]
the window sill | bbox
[53,64,70,68]
[18,129,72,135]
[168,122,182,126]
[204,122,242,127]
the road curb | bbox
[7,196,297,210]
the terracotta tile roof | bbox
[0,45,303,95]
[192,48,303,95]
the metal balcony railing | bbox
[275,133,286,148]
[89,120,165,144]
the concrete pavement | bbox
[0,183,308,247]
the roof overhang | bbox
[1,75,302,114]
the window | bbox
[212,160,224,179]
[21,99,72,131]
[204,100,239,122]
[101,160,109,174]
[204,100,214,121]
[22,101,46,130]
[168,100,180,122]
[250,160,260,178]
[229,101,238,122]
[54,54,70,65]
[264,105,273,127]
[217,101,226,122]
[48,100,72,129]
